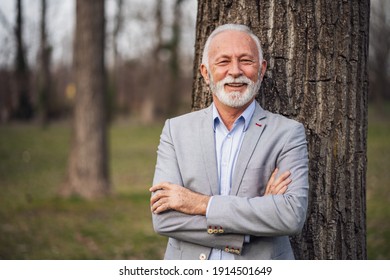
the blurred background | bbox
[0,0,389,259]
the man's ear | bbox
[260,60,267,80]
[200,64,210,85]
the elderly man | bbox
[150,24,309,260]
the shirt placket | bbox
[220,132,233,196]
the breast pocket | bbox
[239,166,273,197]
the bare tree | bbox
[37,0,52,125]
[0,8,14,122]
[14,0,33,120]
[112,0,124,69]
[192,0,369,259]
[140,0,164,123]
[166,0,183,117]
[61,0,110,199]
[107,0,125,121]
[369,0,390,103]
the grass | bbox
[0,120,167,259]
[366,104,390,259]
[0,104,389,260]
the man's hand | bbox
[150,169,291,215]
[150,182,210,215]
[265,168,291,195]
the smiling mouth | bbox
[225,83,247,88]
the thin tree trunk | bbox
[166,0,183,117]
[37,0,51,125]
[110,0,123,119]
[14,0,33,120]
[192,0,369,259]
[141,0,163,123]
[61,0,110,199]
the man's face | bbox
[200,30,267,108]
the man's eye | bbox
[217,60,229,65]
[241,59,253,64]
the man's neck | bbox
[213,97,254,131]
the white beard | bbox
[210,75,261,108]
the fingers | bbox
[149,182,171,193]
[271,178,291,194]
[151,197,170,214]
[272,170,291,188]
[265,169,292,195]
[150,182,183,214]
[149,183,209,215]
[150,183,175,206]
[150,182,169,213]
[150,189,166,206]
[265,168,278,194]
[276,170,291,182]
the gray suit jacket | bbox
[152,101,309,260]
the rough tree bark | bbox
[192,0,369,259]
[60,0,110,199]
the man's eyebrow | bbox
[239,53,257,59]
[214,53,256,60]
[214,54,231,60]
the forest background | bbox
[0,0,389,259]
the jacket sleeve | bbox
[151,119,245,251]
[206,123,309,237]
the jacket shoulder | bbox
[169,107,209,126]
[264,110,304,129]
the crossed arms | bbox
[150,168,291,215]
[150,118,309,250]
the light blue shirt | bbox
[207,100,256,260]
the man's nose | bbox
[228,59,243,78]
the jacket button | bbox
[207,228,213,234]
[199,253,207,260]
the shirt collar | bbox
[212,100,256,132]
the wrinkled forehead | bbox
[208,30,259,60]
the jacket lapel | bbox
[199,106,219,196]
[231,102,267,195]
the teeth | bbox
[226,83,245,87]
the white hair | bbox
[201,24,264,70]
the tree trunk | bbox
[369,1,390,104]
[109,0,124,120]
[166,0,183,117]
[192,0,369,260]
[37,0,52,125]
[14,0,33,120]
[61,0,110,199]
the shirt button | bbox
[199,253,207,260]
